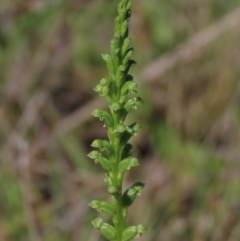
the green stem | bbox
[113,193,123,241]
[112,113,125,241]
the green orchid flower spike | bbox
[88,0,147,240]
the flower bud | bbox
[110,39,115,56]
[124,97,143,112]
[89,200,116,216]
[122,182,145,207]
[128,122,142,135]
[100,77,111,86]
[115,123,126,134]
[114,48,120,56]
[113,33,121,49]
[99,86,109,97]
[122,225,147,241]
[93,84,102,92]
[121,81,138,97]
[102,54,115,78]
[87,150,100,160]
[117,2,123,15]
[122,48,134,65]
[98,156,111,171]
[92,218,116,240]
[101,54,111,62]
[93,85,112,103]
[126,0,133,10]
[121,20,128,37]
[87,151,110,171]
[108,185,119,194]
[110,102,121,112]
[116,66,126,81]
[119,65,127,72]
[92,109,113,128]
[122,37,132,56]
[104,173,111,184]
[117,172,124,185]
[91,139,114,155]
[119,7,127,20]
[118,157,139,173]
[110,41,120,64]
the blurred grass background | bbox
[1,0,240,241]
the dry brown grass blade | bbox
[142,6,240,83]
[54,97,106,136]
[2,91,49,161]
[17,139,43,241]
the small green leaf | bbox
[127,59,137,68]
[126,74,133,80]
[121,143,133,159]
[122,182,145,207]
